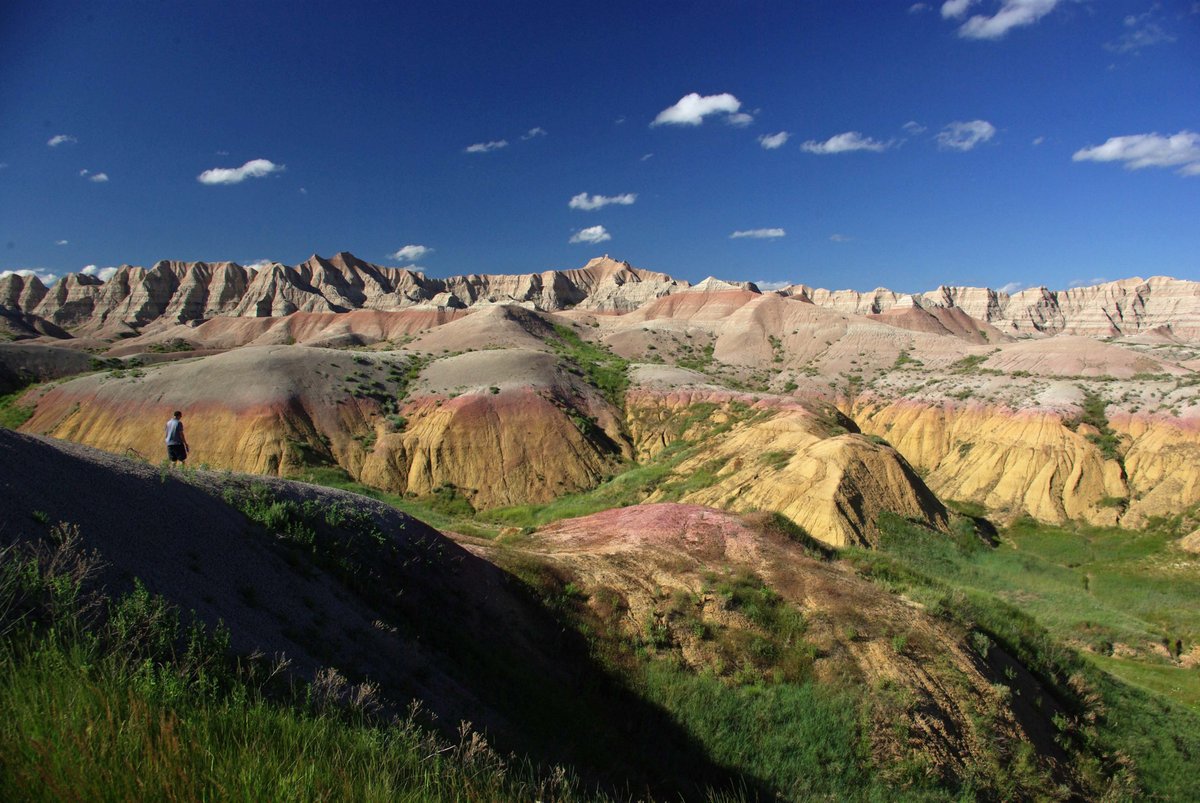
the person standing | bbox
[165,410,189,464]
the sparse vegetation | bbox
[893,349,922,369]
[145,338,193,353]
[676,342,715,372]
[759,450,791,470]
[548,324,630,408]
[948,353,1001,375]
[1063,389,1122,461]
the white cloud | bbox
[243,259,274,273]
[730,228,785,239]
[569,225,612,244]
[568,192,637,211]
[47,134,77,147]
[957,0,1060,40]
[520,127,547,140]
[0,268,58,285]
[641,153,654,161]
[902,121,927,135]
[1032,135,1045,146]
[88,172,109,183]
[830,233,852,242]
[651,92,742,126]
[726,112,754,127]
[801,131,891,154]
[55,239,68,246]
[299,187,307,195]
[81,264,118,281]
[197,158,285,185]
[936,120,996,151]
[388,244,433,262]
[909,3,931,13]
[998,281,1025,294]
[465,140,508,153]
[1072,130,1200,176]
[941,0,977,18]
[216,150,230,156]
[755,280,792,291]
[615,116,626,125]
[758,131,790,150]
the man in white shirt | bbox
[165,410,189,463]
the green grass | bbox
[548,324,630,408]
[0,389,35,429]
[640,665,908,802]
[1067,389,1122,461]
[287,465,502,538]
[948,354,989,373]
[483,451,686,529]
[2,653,575,802]
[145,337,193,353]
[0,531,589,802]
[845,513,1200,800]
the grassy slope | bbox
[0,537,589,802]
[868,514,1200,711]
[0,389,34,429]
[845,513,1200,800]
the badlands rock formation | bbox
[4,253,1199,534]
[627,390,947,546]
[0,253,682,337]
[6,252,1197,342]
[788,275,1200,340]
[20,344,630,510]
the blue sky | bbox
[1,0,1198,293]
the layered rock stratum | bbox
[787,275,1200,340]
[0,253,683,336]
[4,252,1199,538]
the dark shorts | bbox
[167,443,187,462]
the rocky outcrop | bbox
[0,308,70,341]
[2,253,686,336]
[846,399,1200,528]
[1181,529,1200,553]
[0,273,48,312]
[30,272,106,328]
[789,276,1200,340]
[11,251,1198,343]
[627,390,948,547]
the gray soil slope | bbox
[0,430,749,797]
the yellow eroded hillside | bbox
[847,400,1200,526]
[19,346,631,510]
[627,392,947,547]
